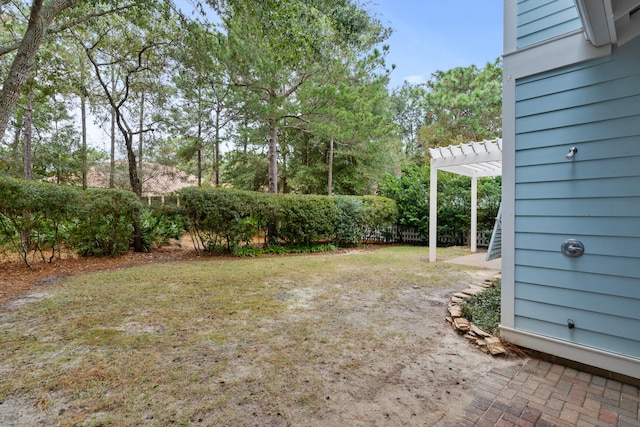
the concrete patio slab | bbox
[443,252,501,271]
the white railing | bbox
[364,227,491,247]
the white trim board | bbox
[500,326,640,379]
[504,31,611,80]
[500,71,516,329]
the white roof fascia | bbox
[604,0,619,42]
[575,0,617,46]
[575,0,640,47]
[616,6,640,44]
[613,0,640,19]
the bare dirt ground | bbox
[0,246,522,426]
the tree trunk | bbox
[242,116,248,154]
[12,120,21,159]
[196,92,202,186]
[23,87,33,181]
[197,144,202,186]
[281,148,288,194]
[328,137,334,196]
[138,90,145,192]
[86,41,144,252]
[125,134,141,197]
[266,120,279,243]
[109,68,116,188]
[20,86,34,258]
[197,108,202,187]
[124,132,143,253]
[0,0,80,140]
[214,110,220,187]
[268,121,278,193]
[80,94,87,188]
[78,52,88,188]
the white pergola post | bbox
[471,176,478,253]
[427,139,502,262]
[429,165,438,262]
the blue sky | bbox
[368,1,504,88]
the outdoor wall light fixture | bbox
[566,147,578,160]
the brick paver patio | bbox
[456,358,640,427]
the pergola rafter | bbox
[428,138,502,262]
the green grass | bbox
[0,245,471,426]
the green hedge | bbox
[0,177,80,264]
[0,177,144,264]
[362,195,398,230]
[71,189,141,257]
[180,187,266,253]
[179,187,398,253]
[141,206,187,252]
[334,196,364,244]
[273,194,339,245]
[0,178,399,262]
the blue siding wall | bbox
[514,36,640,359]
[517,0,582,48]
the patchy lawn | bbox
[0,246,515,426]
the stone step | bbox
[484,336,507,356]
[453,317,470,332]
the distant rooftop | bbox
[87,161,198,196]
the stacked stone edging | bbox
[446,275,507,356]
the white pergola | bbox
[428,139,502,262]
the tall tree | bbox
[0,0,140,141]
[169,21,236,186]
[79,2,176,251]
[0,0,81,140]
[282,40,398,196]
[219,0,390,193]
[419,59,502,149]
[80,3,175,197]
[0,17,95,183]
[390,82,427,162]
[79,53,88,188]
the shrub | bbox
[0,178,151,261]
[478,176,501,231]
[71,189,141,256]
[180,187,265,253]
[232,242,338,257]
[0,177,80,265]
[334,196,364,244]
[378,165,429,239]
[361,195,398,241]
[379,165,501,245]
[179,187,398,252]
[436,173,471,245]
[269,194,339,245]
[460,279,501,335]
[140,207,186,252]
